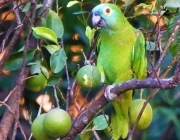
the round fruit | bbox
[43,108,72,138]
[31,114,55,140]
[130,99,153,130]
[76,65,101,88]
[25,72,47,92]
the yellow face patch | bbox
[103,7,113,16]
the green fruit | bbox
[130,99,153,130]
[43,108,72,138]
[31,114,55,140]
[25,72,47,92]
[76,65,101,88]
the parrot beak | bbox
[92,12,106,28]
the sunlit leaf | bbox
[45,45,61,54]
[134,3,152,16]
[32,27,58,44]
[50,49,66,73]
[4,50,35,70]
[46,9,64,38]
[67,1,80,7]
[36,4,43,9]
[93,115,109,130]
[85,26,96,46]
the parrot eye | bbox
[103,7,112,16]
[105,8,110,13]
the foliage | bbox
[0,0,180,140]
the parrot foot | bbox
[104,85,117,101]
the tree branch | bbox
[62,73,180,139]
[0,2,36,139]
[0,0,54,139]
[62,55,180,139]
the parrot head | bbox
[91,3,126,31]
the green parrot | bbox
[91,3,147,139]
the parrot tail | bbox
[109,90,132,140]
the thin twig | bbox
[13,1,22,25]
[154,19,180,74]
[0,101,27,140]
[12,122,18,140]
[55,85,66,101]
[53,85,60,108]
[0,23,14,52]
[61,38,71,111]
[93,131,101,140]
[161,51,180,78]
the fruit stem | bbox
[140,89,143,99]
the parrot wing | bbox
[131,29,147,79]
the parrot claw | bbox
[104,85,117,101]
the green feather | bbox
[92,3,147,139]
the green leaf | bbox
[164,0,180,8]
[45,45,61,54]
[93,115,109,130]
[22,2,31,12]
[36,4,43,9]
[80,130,93,140]
[73,11,88,15]
[32,30,42,39]
[167,15,180,57]
[18,46,25,52]
[80,121,94,140]
[123,0,135,7]
[4,50,35,70]
[46,9,64,38]
[134,3,152,16]
[32,27,58,44]
[47,76,59,86]
[85,26,96,46]
[146,41,159,51]
[22,3,43,12]
[30,63,41,75]
[30,63,49,79]
[67,1,80,7]
[137,3,152,10]
[40,65,49,79]
[42,18,47,27]
[50,49,66,73]
[28,61,40,66]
